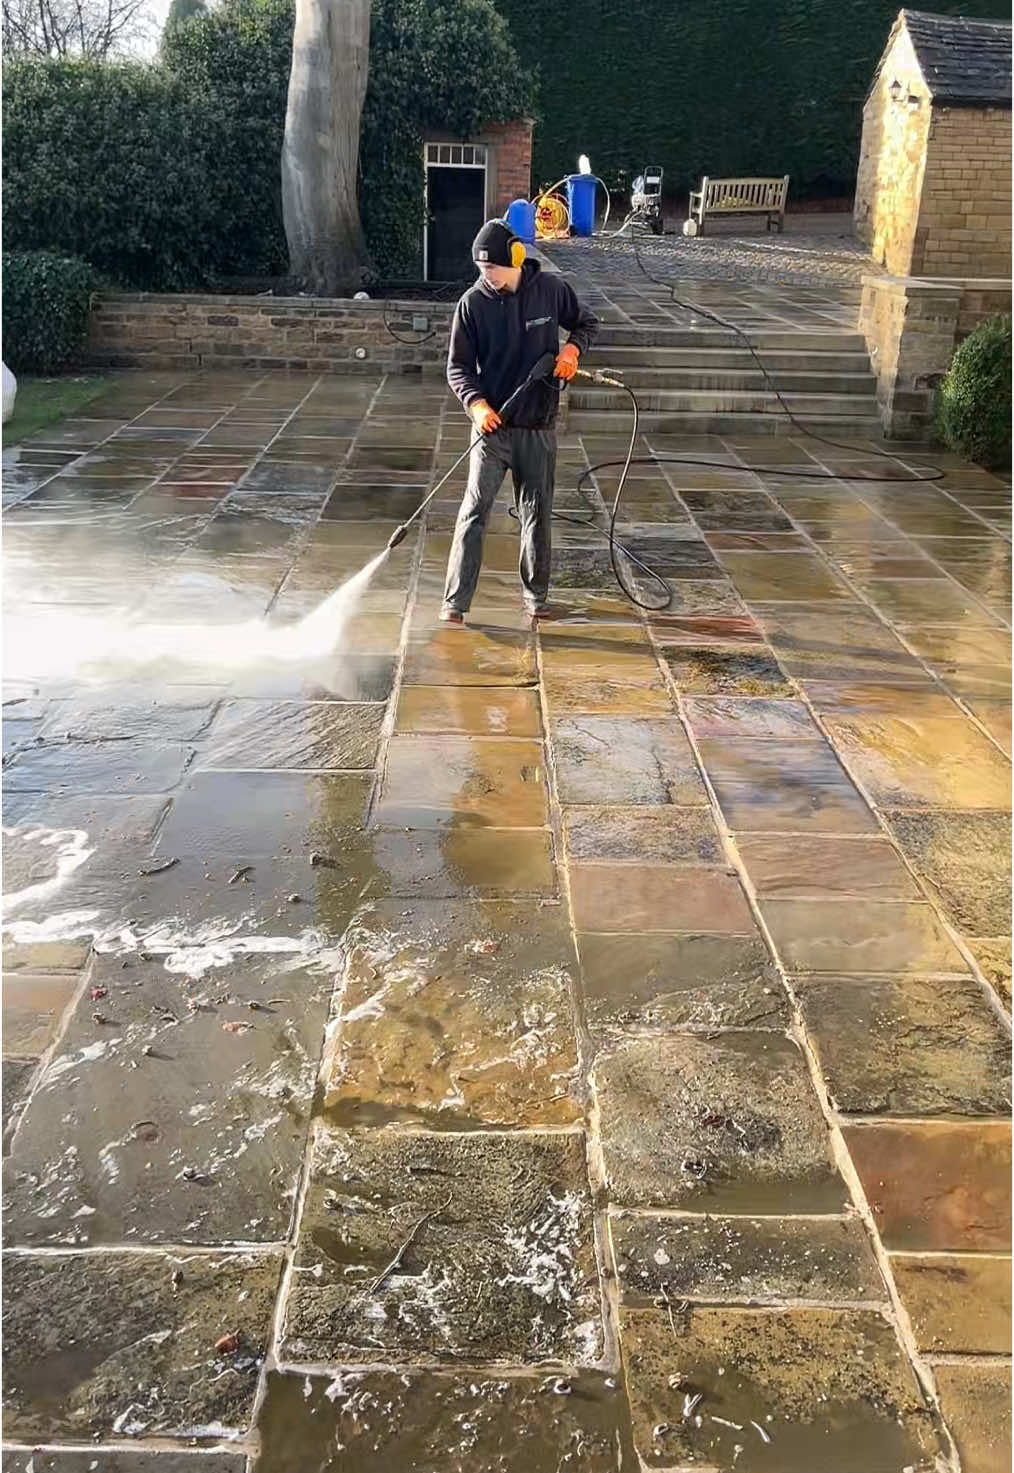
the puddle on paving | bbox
[282,1127,601,1365]
[254,1367,630,1472]
[153,770,373,859]
[370,826,556,898]
[891,1254,1012,1355]
[2,1249,280,1441]
[594,1032,845,1213]
[322,899,579,1129]
[612,1211,883,1305]
[622,1306,941,1471]
[934,1361,1013,1473]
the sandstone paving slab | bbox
[577,933,787,1033]
[899,626,1011,700]
[2,951,335,1246]
[154,770,373,859]
[282,1127,602,1365]
[794,973,1011,1116]
[563,805,721,864]
[1,1451,247,1471]
[1,1248,281,1443]
[1,973,79,1056]
[891,1254,1011,1355]
[3,741,194,796]
[697,738,877,833]
[322,899,580,1129]
[643,578,746,615]
[968,935,1012,1010]
[541,671,675,716]
[568,864,754,934]
[370,827,556,898]
[820,712,1011,810]
[761,899,970,974]
[660,645,795,696]
[402,627,536,687]
[2,1058,37,1146]
[552,717,704,805]
[736,834,922,898]
[933,1362,1012,1473]
[396,685,542,737]
[716,551,851,602]
[683,695,821,740]
[374,737,547,829]
[252,1366,630,1472]
[620,1306,941,1472]
[612,1212,884,1305]
[753,603,927,683]
[593,1033,844,1213]
[843,1122,1011,1252]
[38,687,221,744]
[860,577,999,628]
[883,810,1012,936]
[201,701,385,770]
[225,652,397,704]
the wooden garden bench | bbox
[686,175,789,235]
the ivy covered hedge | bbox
[2,252,96,373]
[2,0,534,291]
[496,0,1011,198]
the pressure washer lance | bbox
[385,352,561,550]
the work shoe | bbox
[439,607,465,625]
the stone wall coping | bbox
[861,272,1011,293]
[92,290,456,314]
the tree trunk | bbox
[282,0,372,296]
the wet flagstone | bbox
[820,711,1012,809]
[282,1127,601,1365]
[697,737,877,832]
[253,1367,629,1473]
[563,805,721,863]
[4,740,193,795]
[1,1451,247,1471]
[1,1249,280,1441]
[2,953,334,1246]
[754,603,926,682]
[621,1306,940,1471]
[762,898,969,974]
[371,826,556,897]
[968,935,1013,1010]
[612,1212,883,1305]
[843,1121,1011,1251]
[403,627,536,686]
[737,833,922,898]
[883,809,1012,935]
[396,684,541,736]
[155,769,373,858]
[202,700,385,770]
[552,716,705,804]
[569,864,754,934]
[578,932,786,1032]
[683,695,821,740]
[39,687,220,743]
[1,973,79,1056]
[323,899,579,1129]
[794,973,1011,1115]
[660,645,794,695]
[593,1032,844,1212]
[891,1253,1011,1354]
[933,1363,1012,1473]
[375,736,547,828]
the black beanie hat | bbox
[472,219,517,267]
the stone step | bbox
[585,367,876,395]
[569,386,880,415]
[592,325,868,352]
[567,408,883,437]
[595,345,873,373]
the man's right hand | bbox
[469,400,502,435]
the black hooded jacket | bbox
[446,259,599,429]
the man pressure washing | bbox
[440,218,599,622]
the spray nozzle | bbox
[387,525,409,550]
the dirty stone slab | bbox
[737,834,922,899]
[2,952,334,1246]
[202,701,385,770]
[563,805,722,864]
[933,1362,1012,1473]
[660,645,795,696]
[1,1249,280,1443]
[323,899,580,1129]
[552,717,704,805]
[1,973,79,1056]
[753,603,927,684]
[402,627,537,687]
[794,974,1011,1115]
[578,932,786,1033]
[697,738,877,833]
[843,1121,1011,1252]
[154,770,373,859]
[371,827,556,898]
[612,1212,883,1305]
[1,1452,247,1472]
[374,736,547,829]
[968,935,1013,1010]
[396,685,542,737]
[3,740,193,795]
[38,687,221,743]
[252,1367,630,1473]
[891,1254,1011,1354]
[762,898,970,975]
[820,712,1012,810]
[593,1032,844,1213]
[541,671,675,716]
[883,810,1012,936]
[568,864,754,935]
[620,1306,940,1472]
[282,1127,601,1366]
[683,695,821,740]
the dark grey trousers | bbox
[442,426,556,614]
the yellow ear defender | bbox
[509,238,527,269]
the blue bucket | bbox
[566,175,597,237]
[506,197,536,245]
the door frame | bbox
[423,141,489,281]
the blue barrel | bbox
[566,174,597,236]
[506,197,536,245]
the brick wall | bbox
[483,118,535,214]
[854,27,931,275]
[914,107,1012,278]
[87,294,456,375]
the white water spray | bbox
[3,552,390,684]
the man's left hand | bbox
[554,343,580,382]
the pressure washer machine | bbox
[630,165,664,234]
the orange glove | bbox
[554,342,580,381]
[469,399,502,435]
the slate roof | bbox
[901,9,1012,108]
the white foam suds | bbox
[2,827,95,911]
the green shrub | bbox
[935,315,1012,470]
[2,252,96,373]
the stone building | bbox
[422,118,534,280]
[855,9,1011,278]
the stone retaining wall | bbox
[87,293,457,374]
[859,272,1012,437]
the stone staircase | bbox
[569,325,882,437]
